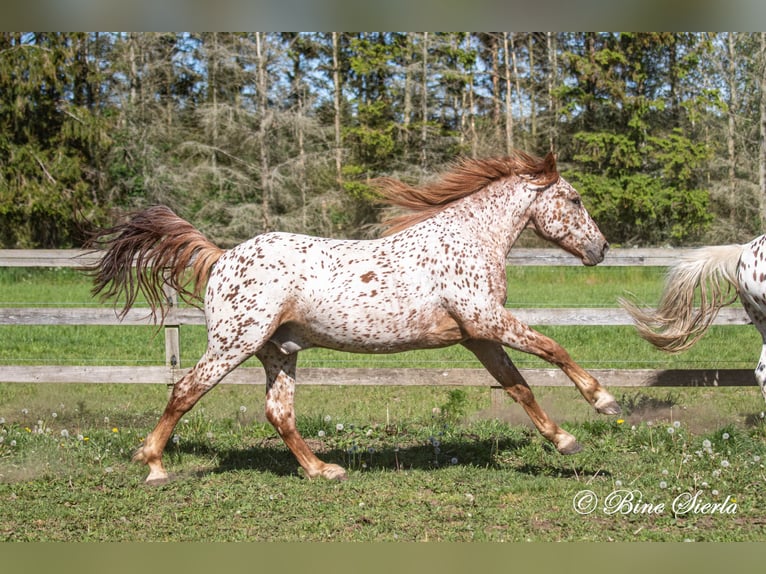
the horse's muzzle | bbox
[583,240,609,266]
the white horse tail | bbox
[620,244,744,353]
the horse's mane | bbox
[374,150,559,235]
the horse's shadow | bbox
[168,433,605,480]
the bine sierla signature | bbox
[573,488,738,516]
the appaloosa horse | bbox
[88,150,619,484]
[622,235,766,402]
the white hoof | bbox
[594,392,621,415]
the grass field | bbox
[1,266,765,542]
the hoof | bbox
[306,463,348,481]
[556,433,583,455]
[321,463,348,481]
[556,433,582,454]
[594,394,621,415]
[145,475,170,486]
[145,468,170,485]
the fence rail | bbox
[0,248,757,391]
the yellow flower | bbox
[616,419,625,425]
[112,427,119,433]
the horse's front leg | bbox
[257,343,347,480]
[462,339,582,454]
[469,309,621,415]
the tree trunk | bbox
[727,32,737,219]
[546,32,558,152]
[421,32,429,168]
[332,32,343,188]
[503,32,514,155]
[760,33,766,227]
[528,34,537,145]
[255,32,271,231]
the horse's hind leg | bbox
[463,339,582,454]
[257,342,347,480]
[748,318,766,402]
[134,353,237,484]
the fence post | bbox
[163,283,180,394]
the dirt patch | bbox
[474,388,764,435]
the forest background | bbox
[2,31,766,249]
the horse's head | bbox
[527,163,608,266]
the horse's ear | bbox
[543,151,557,173]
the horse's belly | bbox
[270,312,466,354]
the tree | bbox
[0,32,112,247]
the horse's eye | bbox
[570,197,582,207]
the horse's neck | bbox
[446,179,536,256]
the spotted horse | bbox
[622,234,766,403]
[88,150,619,484]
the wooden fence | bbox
[0,248,756,395]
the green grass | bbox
[1,266,765,541]
[0,383,764,541]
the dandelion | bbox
[318,430,326,438]
[10,440,16,447]
[722,432,730,440]
[60,429,69,438]
[21,408,28,415]
[666,427,675,435]
[615,480,622,487]
[721,460,730,468]
[712,469,721,478]
[754,455,761,463]
[323,415,332,423]
[673,421,681,428]
[172,434,180,444]
[662,469,669,476]
[335,423,344,431]
[239,405,247,413]
[712,489,719,496]
[51,412,57,419]
[103,416,109,424]
[451,457,459,465]
[616,419,625,425]
[702,439,712,449]
[112,427,119,433]
[659,481,667,489]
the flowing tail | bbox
[620,244,744,353]
[85,206,225,322]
